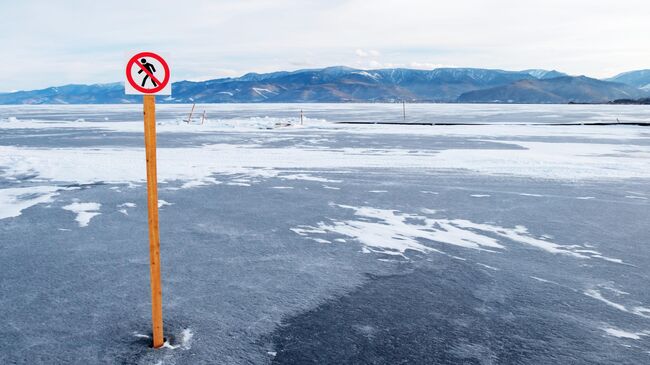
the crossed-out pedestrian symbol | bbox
[125,52,170,94]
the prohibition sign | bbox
[126,52,170,94]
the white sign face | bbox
[125,52,172,95]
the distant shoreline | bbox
[0,101,649,106]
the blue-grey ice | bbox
[1,104,649,364]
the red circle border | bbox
[126,52,170,94]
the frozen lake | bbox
[2,102,650,124]
[1,104,650,364]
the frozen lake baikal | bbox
[1,103,650,364]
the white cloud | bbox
[355,49,380,58]
[0,0,649,90]
[409,62,455,70]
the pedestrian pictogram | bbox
[139,58,158,87]
[125,51,171,95]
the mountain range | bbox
[606,70,650,90]
[1,67,648,104]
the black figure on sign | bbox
[138,58,157,87]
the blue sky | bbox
[1,0,648,91]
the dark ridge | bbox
[336,121,650,126]
[609,97,650,105]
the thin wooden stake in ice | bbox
[143,94,164,348]
[185,103,195,124]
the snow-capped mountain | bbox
[523,69,568,79]
[0,66,647,104]
[607,70,650,90]
[458,76,645,104]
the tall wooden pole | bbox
[143,95,164,348]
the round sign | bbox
[125,52,170,94]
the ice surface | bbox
[2,104,650,364]
[2,102,650,128]
[1,125,650,189]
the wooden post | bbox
[185,103,196,124]
[402,101,406,121]
[143,95,164,348]
[300,109,303,125]
[201,110,206,125]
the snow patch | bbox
[252,88,277,99]
[179,328,193,350]
[292,205,623,261]
[280,174,341,183]
[0,186,60,220]
[3,135,650,190]
[158,200,173,208]
[226,182,251,186]
[180,177,221,189]
[476,263,499,271]
[353,71,381,80]
[585,289,650,318]
[62,201,101,227]
[154,328,194,350]
[323,185,340,190]
[530,276,559,285]
[625,195,648,200]
[602,327,650,340]
[118,202,135,215]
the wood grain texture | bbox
[143,94,164,348]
